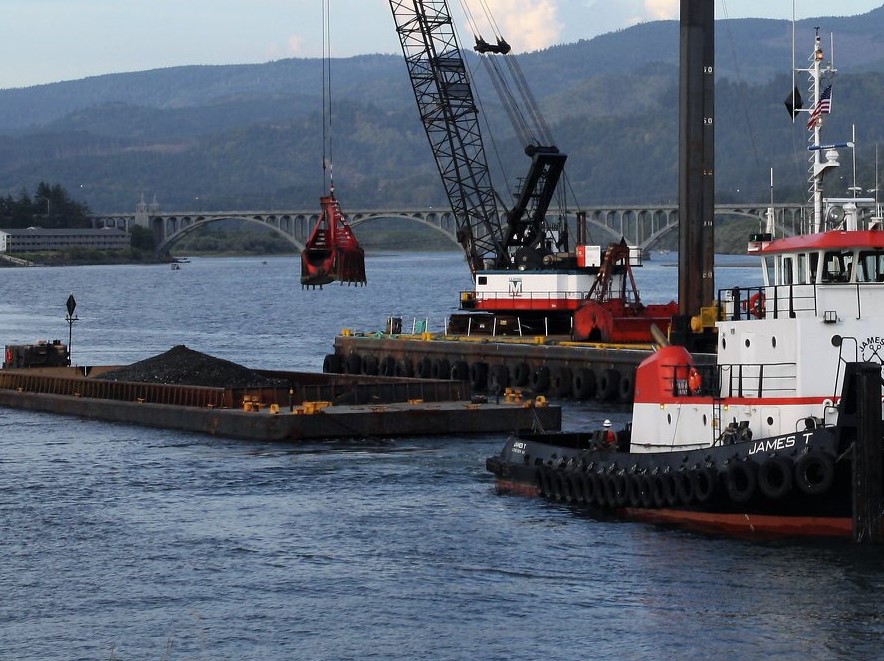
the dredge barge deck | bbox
[329,326,716,404]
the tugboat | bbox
[485,29,884,540]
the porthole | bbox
[667,413,672,425]
[722,337,727,350]
[745,338,751,348]
[772,336,777,348]
[703,414,708,426]
[767,416,774,426]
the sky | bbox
[0,0,881,89]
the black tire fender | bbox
[794,452,835,496]
[724,460,757,504]
[758,456,794,500]
[596,368,620,401]
[572,367,596,399]
[531,365,551,393]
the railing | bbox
[660,360,796,399]
[720,282,884,322]
[463,289,592,311]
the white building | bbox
[0,227,130,253]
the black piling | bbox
[850,363,884,543]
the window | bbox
[781,256,794,285]
[822,250,854,282]
[856,250,884,283]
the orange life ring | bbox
[748,292,766,318]
[688,367,702,394]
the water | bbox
[1,252,882,660]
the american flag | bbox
[806,85,832,130]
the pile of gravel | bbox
[96,345,286,388]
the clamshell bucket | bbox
[300,194,367,287]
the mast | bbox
[800,28,838,232]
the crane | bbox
[388,0,670,339]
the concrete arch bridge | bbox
[90,202,835,256]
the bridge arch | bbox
[154,214,307,255]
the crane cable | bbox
[321,0,334,194]
[459,0,553,148]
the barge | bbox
[0,346,560,441]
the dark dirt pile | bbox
[96,345,287,388]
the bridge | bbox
[90,200,859,256]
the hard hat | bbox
[603,419,612,427]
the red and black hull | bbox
[486,426,862,539]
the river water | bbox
[1,252,881,660]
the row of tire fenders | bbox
[323,352,633,402]
[533,450,837,509]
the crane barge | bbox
[388,0,676,340]
[325,0,707,401]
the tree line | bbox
[0,182,92,229]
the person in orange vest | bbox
[603,419,617,449]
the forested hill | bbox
[1,8,884,213]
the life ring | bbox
[748,292,766,318]
[724,460,757,504]
[691,466,717,504]
[430,358,449,380]
[596,368,620,401]
[758,456,794,499]
[530,365,551,393]
[688,368,703,394]
[794,452,835,496]
[551,366,573,398]
[513,362,531,387]
[572,367,596,399]
[450,360,469,381]
[322,353,342,373]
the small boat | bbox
[170,262,181,270]
[485,28,884,541]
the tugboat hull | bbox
[486,425,858,538]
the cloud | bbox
[480,0,563,51]
[266,34,304,59]
[643,0,678,20]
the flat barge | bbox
[0,363,560,442]
[329,323,716,404]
